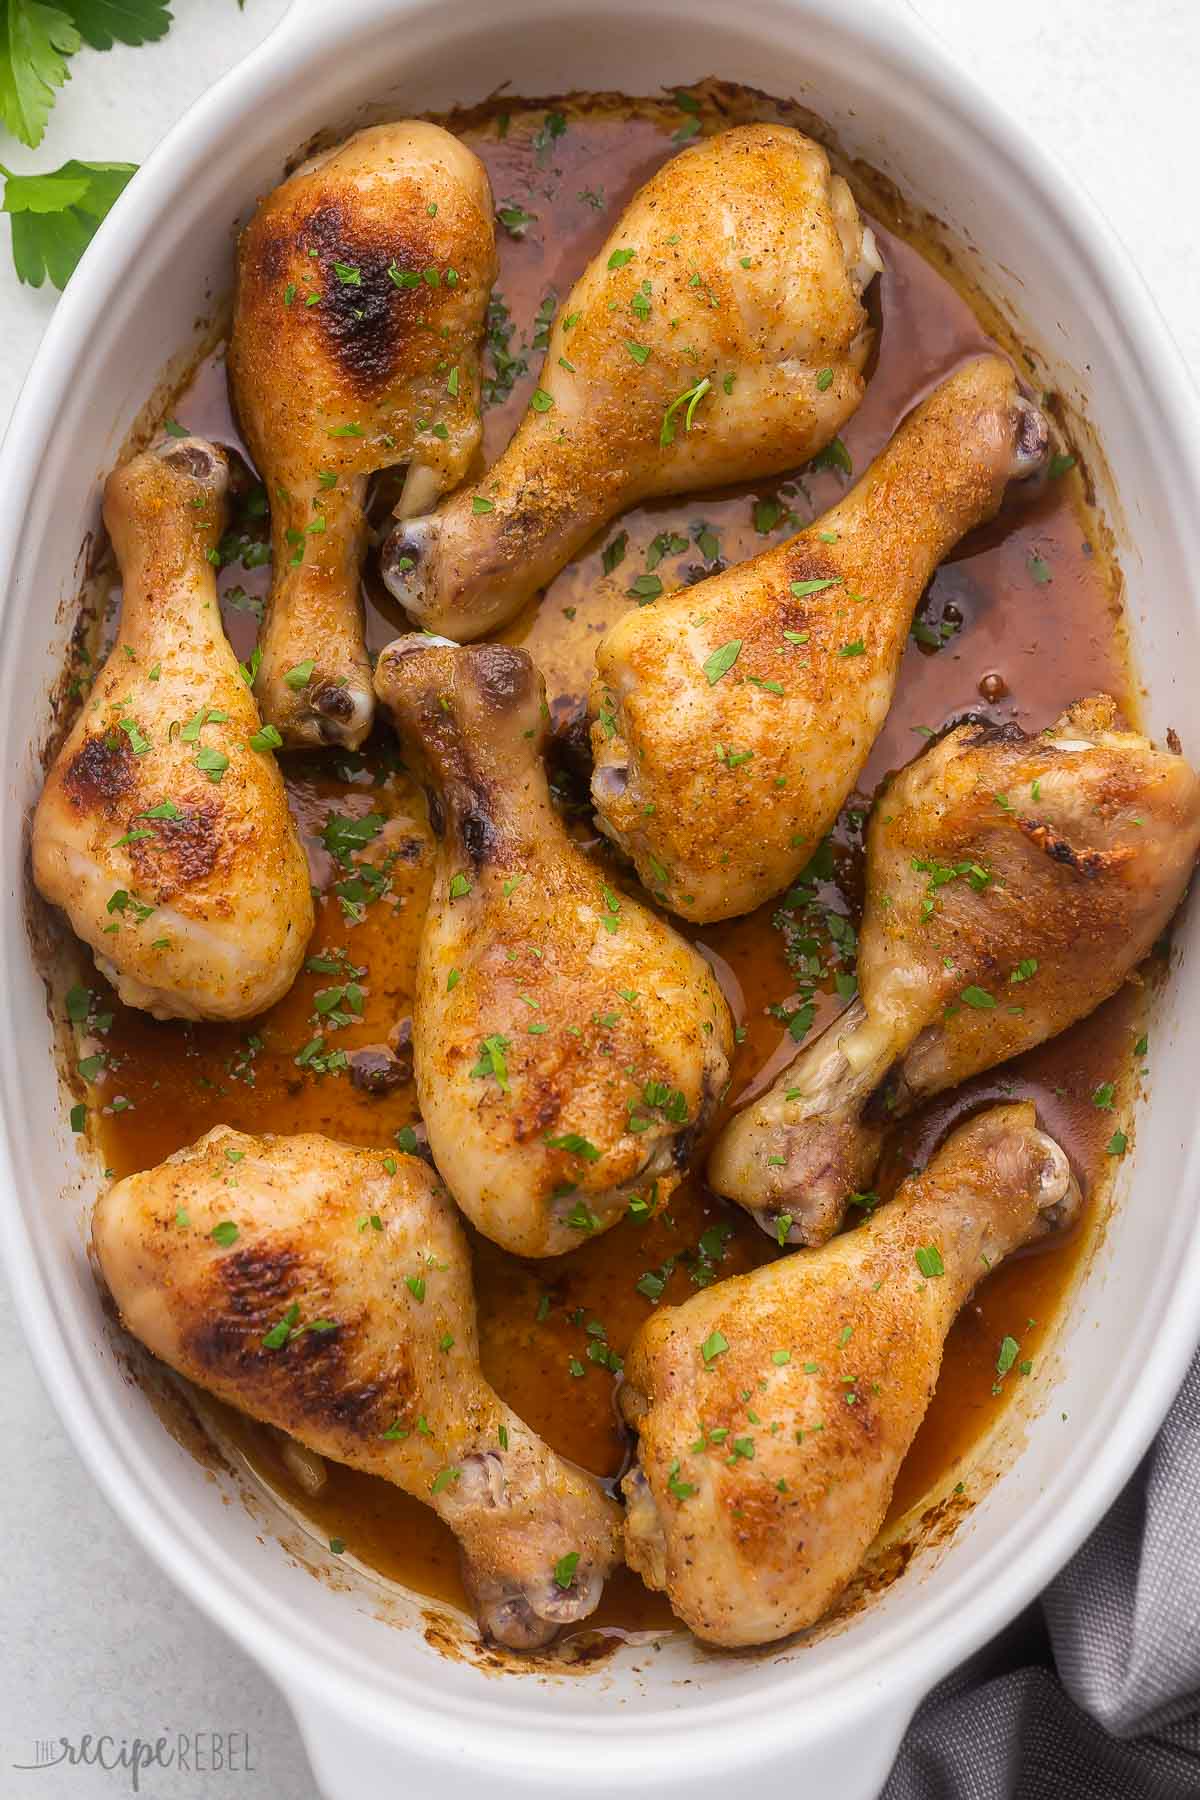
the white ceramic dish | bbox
[3,1,1199,1795]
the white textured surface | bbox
[0,2,1196,1794]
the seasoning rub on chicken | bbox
[92,1128,622,1650]
[382,122,881,640]
[623,1104,1079,1646]
[230,121,497,747]
[710,697,1200,1244]
[591,355,1049,923]
[374,637,734,1257]
[32,438,313,1022]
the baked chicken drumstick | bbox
[32,438,313,1021]
[710,697,1200,1244]
[92,1128,622,1650]
[590,354,1049,922]
[230,122,496,747]
[381,122,881,640]
[623,1102,1078,1647]
[374,638,734,1257]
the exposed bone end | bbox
[308,675,375,748]
[156,435,230,497]
[263,671,375,751]
[591,760,629,806]
[1010,397,1050,480]
[829,174,884,300]
[589,696,645,869]
[620,1464,668,1592]
[395,460,444,521]
[380,515,437,617]
[465,1563,607,1651]
[708,999,894,1243]
[276,1432,328,1496]
[743,1113,886,1247]
[439,1442,618,1649]
[852,225,885,296]
[1030,1128,1083,1233]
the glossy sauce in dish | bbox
[78,89,1141,1639]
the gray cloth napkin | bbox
[883,1351,1200,1798]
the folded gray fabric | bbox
[883,1352,1200,1798]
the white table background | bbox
[1,2,1196,1794]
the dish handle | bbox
[286,1680,920,1800]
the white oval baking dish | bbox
[2,1,1199,1795]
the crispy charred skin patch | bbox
[128,804,223,894]
[1016,815,1132,877]
[61,734,135,816]
[247,195,438,399]
[964,719,1029,750]
[183,1239,413,1442]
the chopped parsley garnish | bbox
[195,746,228,783]
[790,577,837,598]
[470,1034,511,1094]
[702,639,741,685]
[810,436,852,476]
[553,1550,580,1589]
[545,1132,601,1163]
[667,1460,696,1500]
[262,1303,338,1351]
[601,531,628,575]
[321,811,384,865]
[660,375,711,447]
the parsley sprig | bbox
[0,0,179,287]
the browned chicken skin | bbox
[373,638,734,1258]
[31,439,313,1021]
[91,1128,622,1649]
[229,122,496,747]
[709,697,1200,1243]
[381,123,881,640]
[590,355,1049,922]
[622,1103,1079,1647]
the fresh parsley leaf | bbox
[321,811,384,866]
[2,159,136,286]
[63,0,172,53]
[553,1550,580,1589]
[702,639,742,685]
[0,1,80,148]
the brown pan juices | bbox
[82,88,1139,1639]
